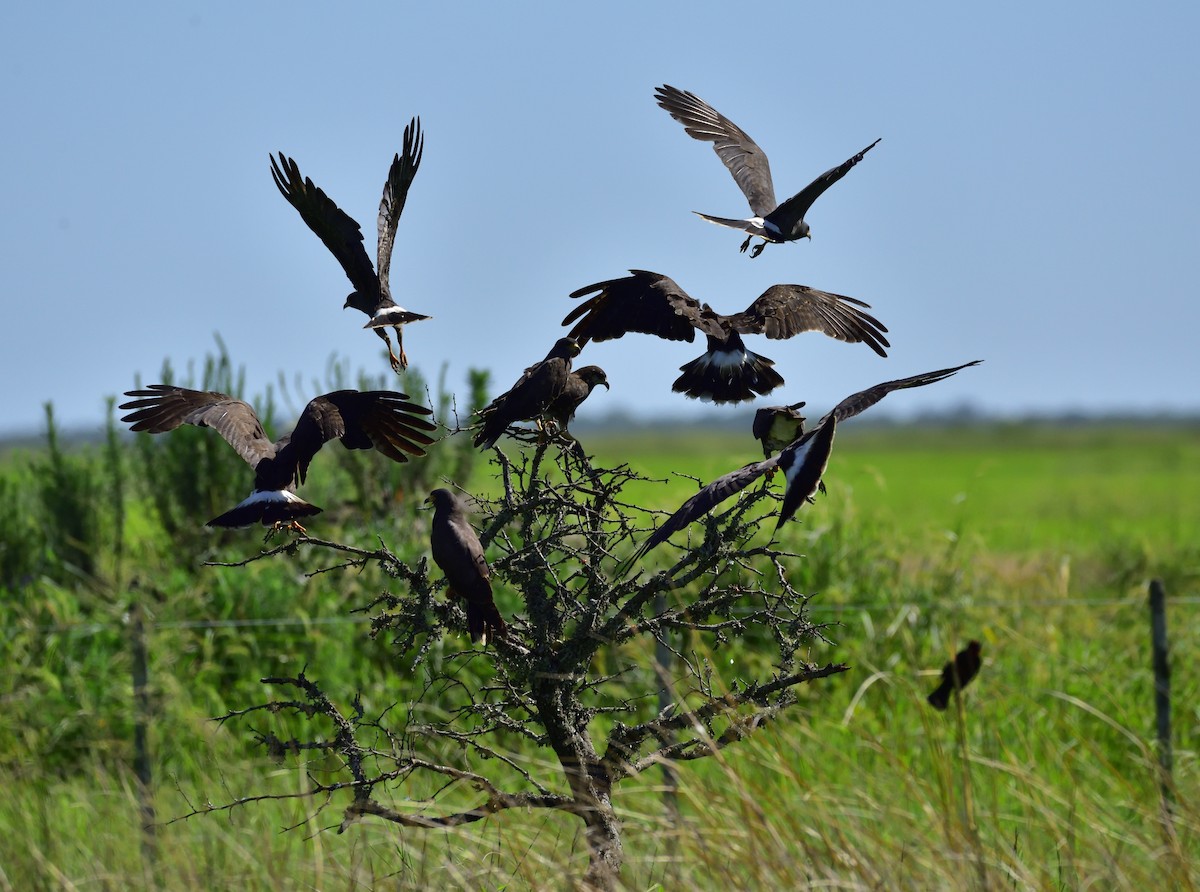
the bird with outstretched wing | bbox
[120,385,436,529]
[270,117,430,371]
[655,85,879,258]
[564,269,888,404]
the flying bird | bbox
[270,118,430,371]
[426,488,508,644]
[624,361,982,566]
[474,337,582,449]
[120,385,437,529]
[564,270,889,404]
[753,401,808,459]
[544,365,609,433]
[927,640,983,710]
[655,84,880,257]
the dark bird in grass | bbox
[120,385,436,530]
[624,362,981,567]
[655,85,880,258]
[426,488,508,644]
[270,118,430,372]
[927,640,983,711]
[564,270,888,404]
[474,337,582,449]
[753,401,808,459]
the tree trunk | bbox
[534,679,624,889]
[578,793,623,891]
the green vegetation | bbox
[0,386,1196,888]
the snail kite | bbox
[270,118,430,371]
[120,385,436,529]
[564,269,888,404]
[426,488,508,644]
[753,401,808,459]
[474,337,582,449]
[927,640,983,711]
[655,85,880,258]
[544,365,609,432]
[625,361,981,565]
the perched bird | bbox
[655,84,880,257]
[120,385,436,529]
[426,488,508,644]
[270,118,430,371]
[474,337,582,449]
[624,361,981,566]
[544,365,609,433]
[753,401,808,458]
[927,640,984,711]
[564,270,888,404]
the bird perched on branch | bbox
[564,270,888,404]
[927,640,983,710]
[270,117,430,371]
[474,337,582,449]
[426,488,507,644]
[753,401,808,459]
[120,385,436,529]
[544,365,609,433]
[655,84,879,258]
[623,361,981,568]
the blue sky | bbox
[2,3,1196,435]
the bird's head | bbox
[578,366,609,391]
[800,222,812,240]
[343,293,355,310]
[424,488,454,511]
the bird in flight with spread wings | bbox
[270,117,429,372]
[655,85,880,258]
[623,361,981,568]
[120,385,437,530]
[564,269,888,404]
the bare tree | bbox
[198,438,846,890]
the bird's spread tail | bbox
[693,212,764,236]
[365,307,432,328]
[674,345,783,404]
[206,490,322,529]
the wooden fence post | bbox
[1147,578,1173,817]
[128,601,157,877]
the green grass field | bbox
[1,423,1197,889]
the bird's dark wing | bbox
[727,284,890,357]
[768,138,881,230]
[119,385,274,468]
[270,152,379,311]
[564,269,710,344]
[820,361,983,426]
[626,457,778,567]
[655,85,777,216]
[774,415,837,529]
[376,117,423,290]
[474,339,581,448]
[283,390,437,485]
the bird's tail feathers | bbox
[468,602,508,645]
[206,490,322,529]
[693,212,764,236]
[365,307,432,328]
[673,348,783,404]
